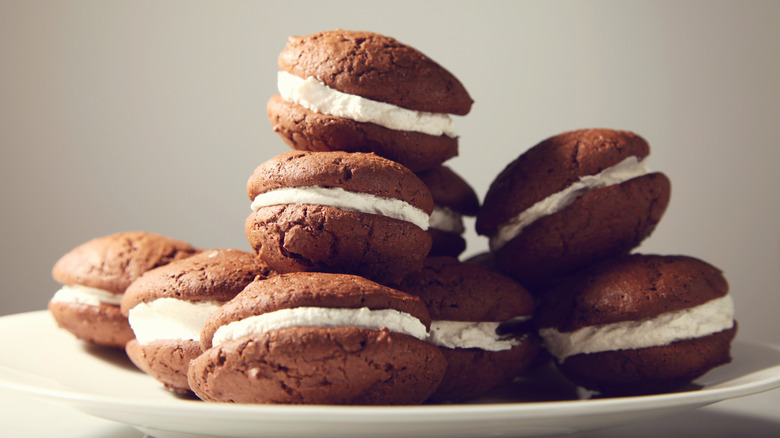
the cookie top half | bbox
[397,257,534,321]
[415,166,480,216]
[476,129,651,236]
[536,254,730,331]
[247,150,434,214]
[200,272,431,348]
[52,231,200,294]
[120,248,275,314]
[278,29,473,115]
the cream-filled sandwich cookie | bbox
[476,128,671,291]
[267,29,473,172]
[397,257,539,403]
[535,254,736,396]
[415,166,480,257]
[245,150,434,285]
[189,272,447,405]
[120,249,275,394]
[49,231,199,348]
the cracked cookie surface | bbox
[189,327,446,405]
[246,205,431,285]
[277,30,473,114]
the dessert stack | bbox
[48,29,736,403]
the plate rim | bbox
[2,310,780,423]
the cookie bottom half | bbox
[246,205,431,285]
[48,300,134,349]
[125,338,202,394]
[556,325,737,396]
[267,95,458,173]
[495,172,671,291]
[427,333,540,403]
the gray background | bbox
[2,1,778,343]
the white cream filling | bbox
[429,316,530,352]
[212,306,428,347]
[489,156,650,252]
[50,284,123,307]
[539,294,735,363]
[250,186,429,231]
[429,205,465,234]
[127,297,223,345]
[278,71,457,138]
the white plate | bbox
[1,311,779,438]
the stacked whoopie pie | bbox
[476,128,737,396]
[190,29,543,404]
[49,29,736,403]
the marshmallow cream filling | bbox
[250,186,430,231]
[429,317,529,352]
[128,298,223,345]
[490,156,649,252]
[212,307,428,348]
[278,71,457,138]
[51,284,123,307]
[429,205,465,234]
[539,294,735,363]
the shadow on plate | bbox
[80,342,142,373]
[466,361,582,404]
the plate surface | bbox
[1,311,779,438]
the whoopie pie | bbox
[535,254,736,396]
[189,272,447,404]
[121,248,275,394]
[49,231,199,348]
[476,128,671,291]
[267,29,473,172]
[245,150,434,284]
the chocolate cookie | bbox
[121,249,275,394]
[189,272,447,405]
[535,254,737,396]
[267,30,473,172]
[396,257,539,402]
[416,166,480,257]
[475,128,671,291]
[245,150,433,284]
[49,231,199,348]
[463,251,499,271]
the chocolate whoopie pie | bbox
[416,166,480,257]
[397,257,539,403]
[535,254,737,396]
[121,249,275,394]
[267,29,473,172]
[188,272,447,405]
[476,128,671,291]
[245,150,434,284]
[49,231,199,348]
